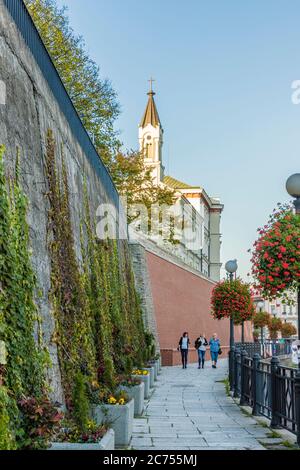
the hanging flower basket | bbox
[280,322,297,338]
[211,278,255,324]
[268,317,283,340]
[253,311,271,329]
[251,203,300,302]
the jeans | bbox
[181,349,188,368]
[198,349,206,367]
[210,351,219,363]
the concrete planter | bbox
[155,358,161,374]
[131,373,150,399]
[148,361,158,381]
[142,367,155,388]
[91,399,134,447]
[49,429,115,450]
[118,382,144,416]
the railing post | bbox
[234,348,241,398]
[270,356,280,429]
[229,345,235,392]
[252,353,260,416]
[240,349,248,406]
[295,370,300,447]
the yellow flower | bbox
[143,371,148,375]
[118,398,125,405]
[108,396,117,404]
[91,380,99,389]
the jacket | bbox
[178,337,190,350]
[195,337,208,349]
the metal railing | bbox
[231,346,300,445]
[3,0,120,211]
[234,339,292,358]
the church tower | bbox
[139,79,164,185]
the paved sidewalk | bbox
[131,359,268,450]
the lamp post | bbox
[225,259,238,392]
[286,174,300,345]
[286,174,300,446]
[257,300,264,342]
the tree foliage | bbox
[110,150,176,223]
[24,1,177,221]
[25,0,121,158]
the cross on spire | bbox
[148,77,155,93]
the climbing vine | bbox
[45,130,150,410]
[0,145,47,449]
[45,131,96,406]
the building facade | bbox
[134,85,223,281]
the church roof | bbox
[163,175,201,190]
[140,91,161,128]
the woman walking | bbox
[209,333,221,369]
[178,332,190,369]
[195,334,208,369]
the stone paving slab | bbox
[131,359,268,450]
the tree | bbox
[25,1,178,219]
[110,150,176,220]
[24,0,121,159]
[111,150,178,238]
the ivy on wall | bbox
[0,132,154,449]
[0,145,47,449]
[45,131,149,405]
[45,131,97,405]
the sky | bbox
[57,0,300,280]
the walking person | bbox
[178,332,190,369]
[209,333,221,369]
[195,334,208,369]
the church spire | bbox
[140,78,161,128]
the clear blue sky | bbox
[57,0,300,279]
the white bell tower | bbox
[139,79,164,185]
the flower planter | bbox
[148,361,158,381]
[131,373,150,398]
[49,429,115,450]
[142,367,155,388]
[91,399,134,447]
[156,358,161,374]
[118,382,144,416]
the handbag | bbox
[218,347,222,355]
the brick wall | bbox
[146,251,253,366]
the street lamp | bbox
[286,173,300,344]
[257,300,264,341]
[225,259,238,391]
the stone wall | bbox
[129,242,160,352]
[0,0,125,401]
